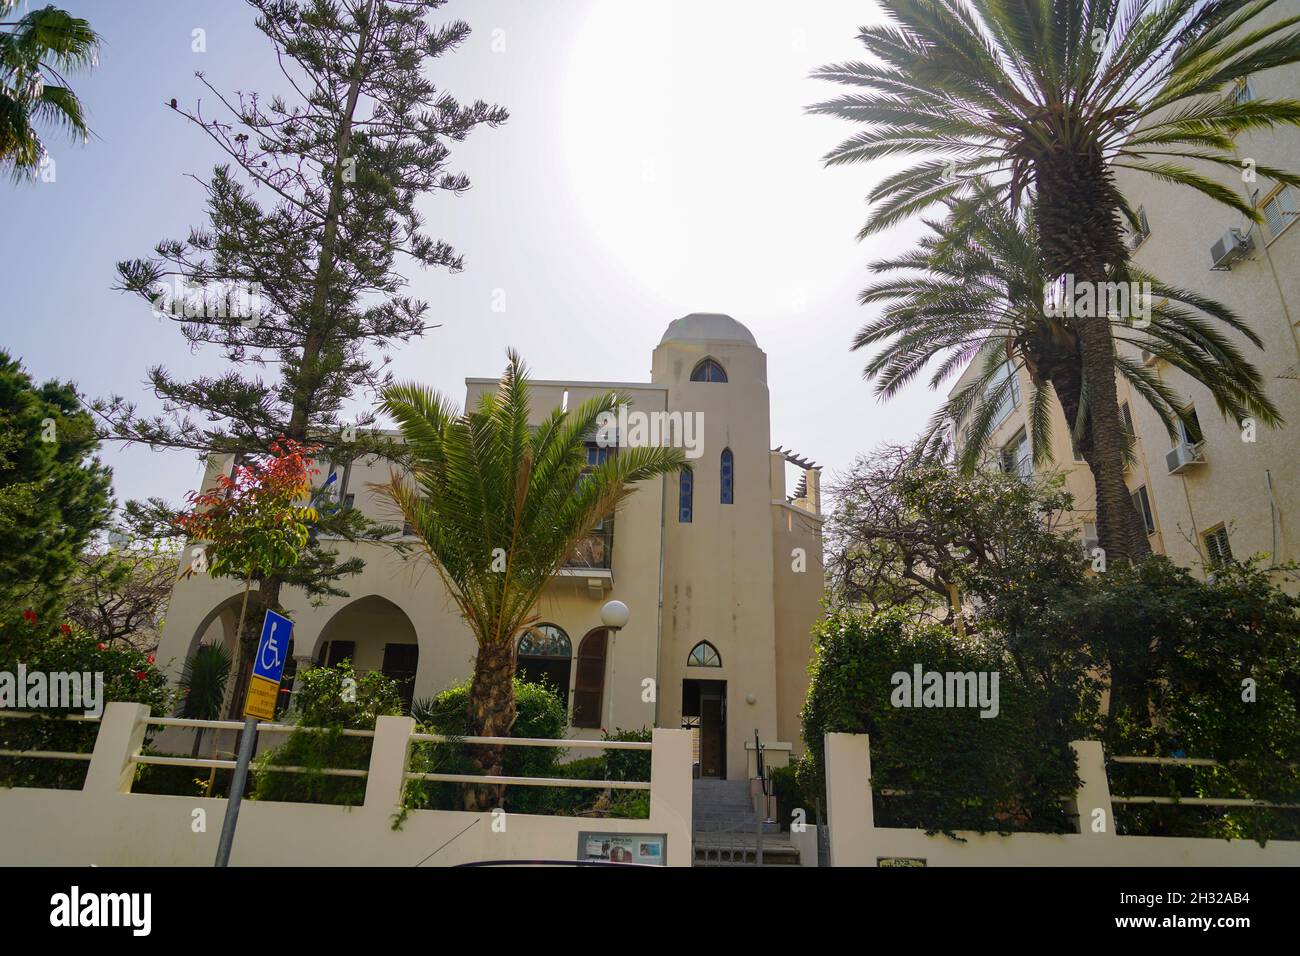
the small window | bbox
[1000,430,1031,482]
[1230,76,1255,105]
[1131,486,1156,536]
[679,467,693,523]
[720,448,734,504]
[1262,185,1297,239]
[1203,524,1233,568]
[687,641,722,667]
[1175,406,1202,447]
[1120,402,1134,436]
[342,493,356,510]
[1127,206,1151,251]
[986,361,1021,428]
[690,358,728,383]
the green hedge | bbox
[800,608,1079,837]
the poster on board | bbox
[577,831,667,866]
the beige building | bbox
[949,47,1300,574]
[156,313,824,780]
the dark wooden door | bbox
[700,696,724,777]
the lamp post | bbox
[600,600,629,733]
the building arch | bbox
[317,595,420,712]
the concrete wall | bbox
[823,733,1300,867]
[0,704,694,867]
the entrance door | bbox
[700,694,725,777]
[683,679,726,778]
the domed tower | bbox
[652,314,780,780]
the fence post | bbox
[825,732,873,867]
[83,702,150,795]
[1071,740,1116,838]
[364,716,416,813]
[649,728,692,866]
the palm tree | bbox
[376,350,684,809]
[177,642,233,759]
[812,0,1300,563]
[0,2,98,177]
[857,187,1282,488]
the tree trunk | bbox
[463,640,518,811]
[1033,150,1151,566]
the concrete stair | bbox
[692,779,795,866]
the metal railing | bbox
[1108,755,1300,810]
[0,711,653,792]
[0,712,101,763]
[406,732,651,790]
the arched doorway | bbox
[572,628,609,729]
[317,596,420,712]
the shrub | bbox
[409,677,568,814]
[800,607,1080,837]
[602,726,652,782]
[250,661,402,806]
[1071,559,1300,843]
[769,763,808,832]
[0,610,171,790]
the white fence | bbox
[0,702,693,866]
[824,734,1300,866]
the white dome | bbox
[659,313,757,347]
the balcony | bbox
[563,523,612,571]
[556,523,613,595]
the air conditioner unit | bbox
[1209,228,1253,270]
[1166,441,1205,475]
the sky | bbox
[0,0,940,511]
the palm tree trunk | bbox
[464,639,517,811]
[1033,152,1151,565]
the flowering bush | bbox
[0,609,172,789]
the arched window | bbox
[687,641,722,667]
[679,467,693,523]
[517,624,572,709]
[690,358,728,383]
[572,628,608,728]
[720,448,734,504]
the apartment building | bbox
[949,40,1300,575]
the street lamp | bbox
[600,600,629,732]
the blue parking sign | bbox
[252,609,293,684]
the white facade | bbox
[156,314,824,779]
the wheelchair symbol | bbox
[261,624,282,673]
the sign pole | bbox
[214,714,258,867]
[214,607,293,867]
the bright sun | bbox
[562,0,879,318]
